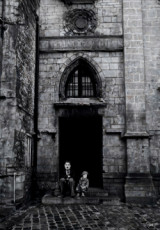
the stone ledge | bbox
[40,129,57,134]
[40,35,123,40]
[42,194,120,205]
[122,132,149,138]
[105,129,122,134]
[40,36,123,53]
[149,130,160,135]
[103,173,126,179]
[54,98,106,108]
[62,0,96,4]
[54,102,106,108]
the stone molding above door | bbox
[62,0,95,5]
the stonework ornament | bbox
[64,9,97,35]
[13,131,25,169]
[62,0,95,4]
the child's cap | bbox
[82,171,88,176]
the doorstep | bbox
[42,194,121,205]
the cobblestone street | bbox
[1,201,160,230]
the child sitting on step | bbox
[76,171,89,197]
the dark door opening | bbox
[59,116,103,188]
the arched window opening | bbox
[65,63,97,98]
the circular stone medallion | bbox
[65,9,97,35]
[75,16,88,30]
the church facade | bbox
[0,0,160,211]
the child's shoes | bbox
[81,192,85,197]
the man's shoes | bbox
[76,193,80,199]
[71,192,75,198]
[58,194,65,198]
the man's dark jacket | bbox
[60,169,75,180]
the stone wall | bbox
[39,0,122,37]
[142,0,160,195]
[103,134,125,197]
[0,0,2,17]
[0,0,39,210]
[123,0,157,203]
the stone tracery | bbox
[59,57,102,99]
[64,9,97,35]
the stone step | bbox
[42,194,120,205]
[86,187,108,197]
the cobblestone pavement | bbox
[1,201,160,230]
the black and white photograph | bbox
[0,0,160,229]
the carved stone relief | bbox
[64,9,97,35]
[13,130,25,169]
[16,25,34,115]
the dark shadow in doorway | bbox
[59,116,103,188]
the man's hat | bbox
[82,171,88,176]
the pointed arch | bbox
[59,57,102,99]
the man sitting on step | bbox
[59,161,75,198]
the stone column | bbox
[123,0,156,203]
